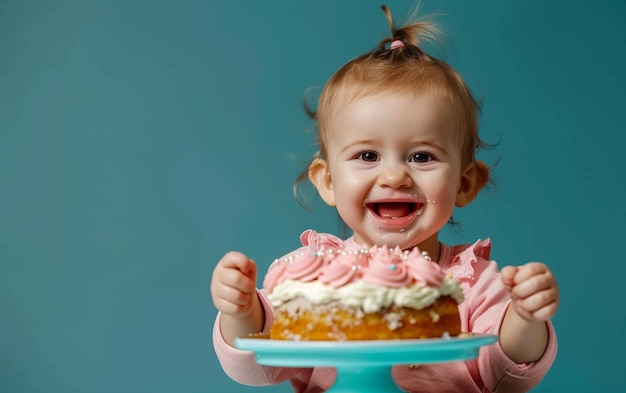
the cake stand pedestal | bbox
[235,334,497,393]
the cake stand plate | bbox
[235,333,497,393]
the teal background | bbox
[1,0,625,392]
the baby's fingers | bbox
[212,281,256,315]
[510,263,555,299]
[218,264,257,293]
[514,288,559,321]
[220,251,258,279]
[500,266,518,291]
[211,251,258,316]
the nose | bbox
[376,162,413,189]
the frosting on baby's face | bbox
[310,92,465,254]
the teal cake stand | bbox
[235,334,498,392]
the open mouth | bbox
[368,202,423,219]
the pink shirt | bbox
[213,231,557,392]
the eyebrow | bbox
[338,138,379,154]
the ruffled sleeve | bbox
[442,239,557,393]
[445,238,492,281]
[299,229,345,250]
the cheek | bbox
[332,166,365,191]
[426,189,455,208]
[423,174,459,206]
[333,179,362,205]
[330,167,368,210]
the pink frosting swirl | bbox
[284,249,325,282]
[405,247,445,286]
[318,249,365,288]
[361,246,412,288]
[263,260,287,291]
[263,234,455,292]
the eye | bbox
[409,152,434,163]
[357,151,379,162]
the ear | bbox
[455,160,489,207]
[308,158,336,207]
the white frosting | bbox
[269,277,464,313]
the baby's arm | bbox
[499,262,559,363]
[211,251,265,346]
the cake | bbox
[263,244,464,341]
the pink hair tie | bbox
[390,39,404,49]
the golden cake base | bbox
[269,296,461,341]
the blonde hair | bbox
[294,5,491,210]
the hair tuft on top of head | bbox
[381,5,397,37]
[378,3,442,55]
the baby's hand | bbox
[500,262,559,322]
[210,251,258,319]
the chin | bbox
[362,229,421,250]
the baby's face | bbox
[321,91,465,253]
